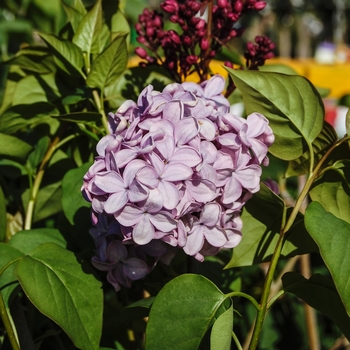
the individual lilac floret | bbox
[83,75,274,290]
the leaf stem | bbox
[92,90,109,135]
[232,331,243,350]
[225,292,260,311]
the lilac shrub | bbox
[82,75,274,291]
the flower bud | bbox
[234,1,243,12]
[218,0,228,8]
[135,47,148,59]
[186,55,198,64]
[254,1,266,10]
[200,38,209,51]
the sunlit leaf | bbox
[39,33,84,77]
[8,228,66,254]
[226,69,324,160]
[310,165,350,224]
[286,121,337,177]
[61,0,87,33]
[305,202,350,316]
[0,133,33,162]
[146,274,229,350]
[72,0,103,55]
[86,34,128,90]
[283,272,350,339]
[16,243,103,350]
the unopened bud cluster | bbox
[135,0,269,82]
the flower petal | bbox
[133,215,154,244]
[123,258,149,280]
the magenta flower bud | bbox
[183,36,192,47]
[135,47,148,59]
[153,16,162,27]
[186,55,198,64]
[161,0,178,13]
[254,1,266,10]
[170,15,178,23]
[234,1,243,12]
[218,0,228,8]
[146,27,154,37]
[224,61,233,68]
[200,38,209,51]
[263,52,274,59]
[196,19,206,30]
[169,30,181,44]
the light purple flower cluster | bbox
[82,75,274,290]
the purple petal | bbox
[114,149,137,168]
[136,165,159,188]
[203,226,227,247]
[202,75,225,98]
[170,146,201,167]
[175,117,199,145]
[198,118,217,141]
[185,178,217,203]
[128,180,149,202]
[107,240,128,262]
[104,191,128,214]
[123,258,149,280]
[149,211,177,232]
[94,171,125,193]
[133,215,154,244]
[162,100,184,123]
[221,176,242,204]
[200,203,221,227]
[183,228,204,256]
[142,188,163,213]
[158,181,179,210]
[115,204,143,226]
[162,163,192,181]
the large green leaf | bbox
[39,33,84,77]
[16,243,103,350]
[286,121,337,177]
[310,165,350,224]
[86,34,128,90]
[305,202,350,316]
[225,184,317,268]
[226,69,324,160]
[62,162,92,225]
[0,133,33,162]
[0,185,6,242]
[146,274,229,350]
[8,228,66,254]
[210,300,233,350]
[0,244,23,306]
[72,0,103,55]
[282,272,350,339]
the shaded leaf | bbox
[62,162,92,225]
[0,133,33,162]
[305,202,350,316]
[210,300,233,350]
[8,228,66,254]
[282,272,350,339]
[16,243,103,350]
[28,136,50,170]
[0,186,6,242]
[39,33,84,77]
[226,69,324,160]
[52,112,101,124]
[146,274,228,350]
[225,184,317,268]
[86,34,128,90]
[0,244,23,306]
[286,121,337,177]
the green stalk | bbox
[92,89,109,135]
[225,292,260,311]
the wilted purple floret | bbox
[82,74,274,290]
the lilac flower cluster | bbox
[244,35,276,70]
[135,0,269,82]
[82,75,274,291]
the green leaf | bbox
[0,102,59,134]
[146,274,228,350]
[225,184,317,268]
[51,112,101,124]
[226,69,324,160]
[61,0,87,33]
[72,0,103,55]
[309,166,350,224]
[260,64,298,75]
[38,33,84,77]
[305,202,350,316]
[28,136,50,170]
[210,301,233,350]
[122,297,155,323]
[0,185,6,242]
[86,34,128,90]
[16,243,103,350]
[109,10,130,41]
[0,132,33,162]
[8,228,66,254]
[286,121,337,177]
[282,272,350,339]
[0,244,24,306]
[62,162,92,225]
